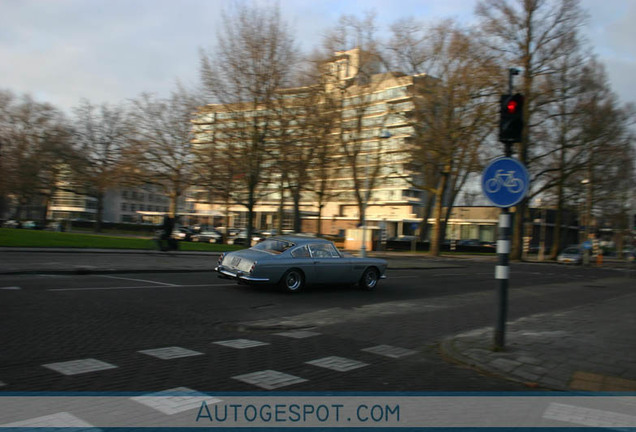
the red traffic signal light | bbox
[499,93,524,143]
[506,99,519,114]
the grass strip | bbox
[0,228,241,252]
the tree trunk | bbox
[430,170,449,256]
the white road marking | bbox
[48,283,236,292]
[213,339,270,349]
[0,286,21,290]
[138,347,204,360]
[543,402,636,427]
[131,387,222,415]
[232,370,307,390]
[43,358,118,376]
[99,275,178,286]
[0,412,95,428]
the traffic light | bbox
[499,93,524,143]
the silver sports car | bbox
[215,235,387,292]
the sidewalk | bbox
[0,247,463,275]
[1,247,634,392]
[440,284,636,391]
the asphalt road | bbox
[0,261,631,392]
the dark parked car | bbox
[171,227,194,241]
[215,235,388,292]
[228,230,265,246]
[191,229,223,243]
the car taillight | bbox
[250,262,257,274]
[218,253,225,266]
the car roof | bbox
[270,235,331,245]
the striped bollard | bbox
[494,210,511,350]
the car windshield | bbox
[563,247,580,254]
[252,239,295,254]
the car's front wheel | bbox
[359,267,379,290]
[280,269,304,293]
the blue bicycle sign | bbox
[482,157,529,208]
[484,169,525,194]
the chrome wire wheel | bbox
[360,267,379,290]
[281,269,304,293]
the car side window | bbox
[291,245,310,258]
[309,243,340,258]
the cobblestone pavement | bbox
[1,247,634,393]
[441,286,636,391]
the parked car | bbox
[215,235,388,292]
[191,229,223,243]
[171,227,194,241]
[228,230,265,246]
[557,246,583,265]
[2,220,20,228]
[21,220,44,230]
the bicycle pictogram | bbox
[484,169,524,194]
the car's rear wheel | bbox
[359,267,379,290]
[280,269,304,293]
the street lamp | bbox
[360,130,392,258]
[536,198,547,262]
[581,178,592,265]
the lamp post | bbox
[537,198,546,262]
[360,130,392,258]
[581,178,591,266]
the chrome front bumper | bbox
[214,267,270,283]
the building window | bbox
[121,203,128,211]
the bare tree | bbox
[387,20,500,255]
[320,14,395,230]
[199,3,298,244]
[476,0,587,259]
[128,87,203,220]
[72,99,130,231]
[1,91,72,222]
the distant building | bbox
[191,48,431,238]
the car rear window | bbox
[252,239,294,254]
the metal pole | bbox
[360,151,369,258]
[494,209,511,350]
[493,69,519,351]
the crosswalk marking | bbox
[0,412,94,427]
[213,339,270,349]
[43,358,118,376]
[131,387,223,415]
[306,356,368,372]
[233,370,307,390]
[138,346,204,360]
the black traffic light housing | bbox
[499,93,524,143]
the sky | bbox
[1,0,635,115]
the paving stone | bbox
[512,369,541,383]
[43,358,118,376]
[489,358,522,373]
[516,356,543,366]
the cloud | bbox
[1,0,634,114]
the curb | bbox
[438,336,562,392]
